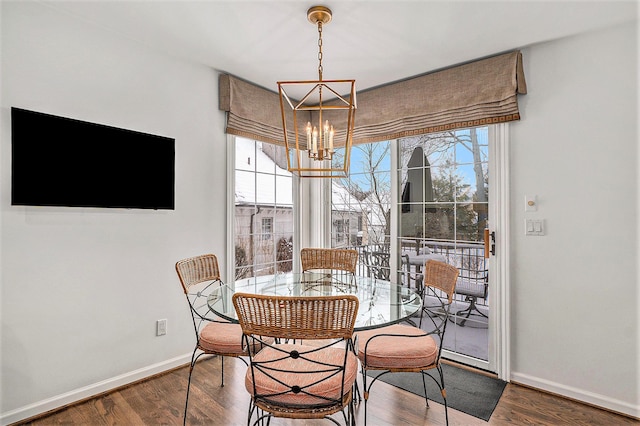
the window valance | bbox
[218,74,289,145]
[219,50,526,145]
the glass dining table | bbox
[207,272,422,331]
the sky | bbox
[342,127,489,193]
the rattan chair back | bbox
[300,248,358,274]
[422,259,459,303]
[233,293,359,341]
[175,254,223,326]
[233,293,359,424]
[175,253,221,293]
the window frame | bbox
[227,136,298,281]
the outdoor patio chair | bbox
[402,249,488,327]
[454,274,489,326]
[175,253,248,425]
[355,259,459,426]
[301,247,358,287]
[363,249,390,281]
[233,292,359,426]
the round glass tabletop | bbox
[207,272,422,331]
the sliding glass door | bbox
[396,127,491,369]
[326,129,496,370]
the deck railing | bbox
[354,240,488,308]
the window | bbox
[333,219,349,244]
[330,141,391,251]
[261,217,273,240]
[233,137,294,279]
[398,128,488,245]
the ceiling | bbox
[40,0,637,92]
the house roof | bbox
[235,138,293,206]
[234,138,369,215]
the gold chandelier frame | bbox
[278,6,357,178]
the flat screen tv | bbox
[11,107,175,210]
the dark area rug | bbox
[367,363,506,421]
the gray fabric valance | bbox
[219,50,526,145]
[218,74,290,145]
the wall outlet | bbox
[156,319,167,336]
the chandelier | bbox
[278,6,356,178]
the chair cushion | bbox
[455,277,486,298]
[198,321,246,355]
[356,324,438,369]
[245,343,358,406]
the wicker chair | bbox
[233,293,359,426]
[300,248,358,286]
[355,260,459,426]
[175,254,248,425]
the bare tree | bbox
[332,128,488,249]
[333,142,391,248]
[400,128,488,238]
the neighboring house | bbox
[235,140,377,261]
[330,180,364,248]
[234,139,294,276]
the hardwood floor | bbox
[16,356,639,426]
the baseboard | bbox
[510,371,640,420]
[6,360,637,424]
[0,353,192,426]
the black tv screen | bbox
[11,107,175,210]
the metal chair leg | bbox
[421,372,430,407]
[437,366,449,426]
[220,355,224,387]
[455,295,487,326]
[184,349,201,426]
[362,369,369,426]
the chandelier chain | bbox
[317,22,323,80]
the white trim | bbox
[489,123,511,380]
[300,176,331,248]
[0,354,192,426]
[299,175,311,252]
[226,134,235,283]
[307,178,324,247]
[443,351,491,370]
[292,173,302,273]
[322,178,332,247]
[510,372,640,419]
[389,139,399,282]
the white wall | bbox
[1,1,638,423]
[511,22,638,417]
[1,2,228,423]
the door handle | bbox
[484,228,496,258]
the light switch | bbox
[525,219,544,236]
